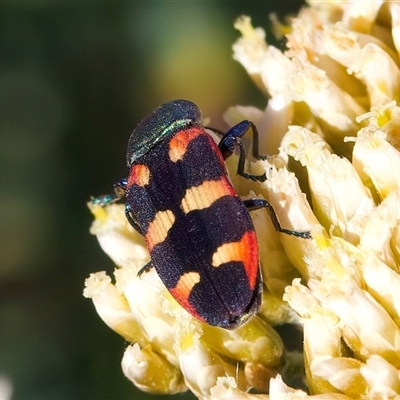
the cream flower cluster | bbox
[85,1,400,398]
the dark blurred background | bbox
[0,1,304,399]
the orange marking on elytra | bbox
[169,127,203,162]
[181,178,236,214]
[128,164,150,187]
[169,272,204,321]
[211,230,258,289]
[145,209,175,252]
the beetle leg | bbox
[234,139,266,182]
[243,198,311,239]
[218,120,266,182]
[111,178,143,234]
[137,260,153,277]
[124,203,144,235]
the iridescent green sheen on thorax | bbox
[126,99,202,167]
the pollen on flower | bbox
[233,15,267,48]
[121,343,187,395]
[174,320,202,352]
[88,201,109,223]
[233,16,269,92]
[356,102,395,125]
[269,13,292,40]
[83,271,111,298]
[88,202,149,270]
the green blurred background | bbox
[0,1,304,399]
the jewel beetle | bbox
[100,99,311,329]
